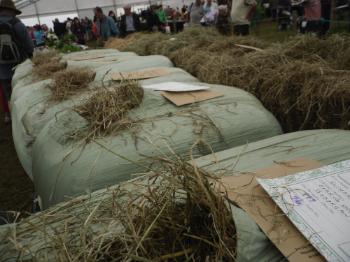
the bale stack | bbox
[122,27,350,131]
[9,48,281,206]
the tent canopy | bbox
[16,0,191,19]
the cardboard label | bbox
[218,158,325,262]
[68,55,107,61]
[111,68,170,81]
[161,90,224,106]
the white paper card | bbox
[258,160,350,262]
[142,82,210,92]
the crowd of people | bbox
[18,0,346,49]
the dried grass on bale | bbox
[98,160,236,261]
[126,29,350,131]
[258,61,350,130]
[280,34,350,70]
[104,32,143,51]
[0,159,236,261]
[74,80,144,139]
[50,68,95,101]
[180,49,350,130]
[32,50,67,79]
[125,26,269,57]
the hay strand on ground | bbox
[50,68,95,101]
[74,80,144,139]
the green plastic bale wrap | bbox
[31,84,281,208]
[11,79,52,178]
[64,51,138,69]
[1,130,349,261]
[93,55,173,82]
[11,59,33,89]
[11,49,135,97]
[11,65,195,180]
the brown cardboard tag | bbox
[111,68,170,81]
[161,90,224,106]
[219,158,325,262]
[68,55,107,61]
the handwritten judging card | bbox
[258,160,350,262]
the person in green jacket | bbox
[155,5,167,31]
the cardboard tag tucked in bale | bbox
[161,90,223,106]
[68,55,107,61]
[111,68,170,81]
[218,158,325,262]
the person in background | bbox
[27,26,35,43]
[189,0,204,25]
[82,17,93,42]
[94,6,119,41]
[92,15,98,39]
[53,18,66,39]
[155,5,167,31]
[71,17,86,45]
[0,0,34,122]
[108,10,118,23]
[302,0,321,35]
[269,0,278,20]
[120,5,141,37]
[202,0,218,25]
[231,0,257,35]
[216,0,232,34]
[320,0,331,36]
[165,5,173,18]
[181,5,189,21]
[33,24,45,47]
[277,0,292,31]
[143,4,159,32]
[66,18,72,34]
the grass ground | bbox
[251,21,296,42]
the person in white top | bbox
[230,0,257,35]
[201,0,218,25]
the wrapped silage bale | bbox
[32,83,281,208]
[1,130,349,261]
[11,59,33,88]
[11,49,137,100]
[194,129,350,262]
[11,54,189,180]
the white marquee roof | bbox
[15,0,191,19]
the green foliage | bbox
[46,33,82,53]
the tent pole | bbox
[34,1,41,25]
[113,0,117,12]
[73,0,79,17]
